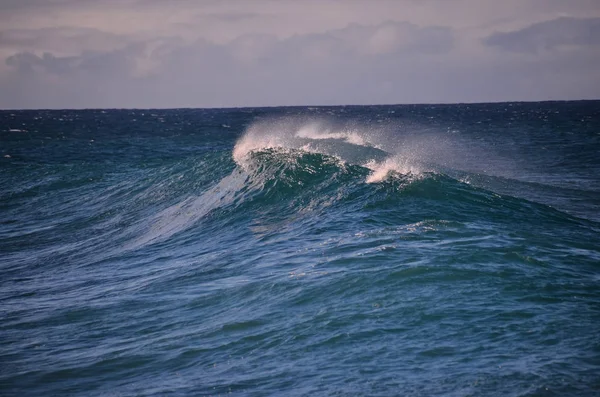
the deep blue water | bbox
[1,102,600,396]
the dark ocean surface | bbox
[1,102,600,396]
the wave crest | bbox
[363,157,423,183]
[233,117,422,184]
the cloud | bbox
[4,20,454,75]
[201,11,266,22]
[6,51,78,75]
[330,21,454,55]
[484,17,600,53]
[1,9,599,108]
[0,27,129,55]
[7,46,124,78]
[0,20,458,108]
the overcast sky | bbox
[1,0,599,109]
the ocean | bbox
[1,101,599,396]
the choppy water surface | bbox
[1,102,600,396]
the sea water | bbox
[1,102,599,396]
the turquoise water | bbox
[1,102,600,396]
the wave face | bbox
[1,103,600,396]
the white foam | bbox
[364,157,422,183]
[233,129,284,168]
[294,124,367,146]
[232,118,378,169]
[231,118,432,185]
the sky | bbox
[1,0,599,109]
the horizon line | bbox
[1,98,599,112]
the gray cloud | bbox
[4,20,454,76]
[201,11,266,22]
[0,0,75,10]
[484,17,600,53]
[6,51,78,75]
[329,21,454,55]
[0,27,129,54]
[0,20,459,108]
